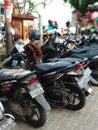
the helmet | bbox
[79,27,90,35]
[29,29,40,41]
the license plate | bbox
[0,117,16,130]
[77,67,92,92]
[29,87,44,98]
[28,81,44,98]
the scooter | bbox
[41,35,98,84]
[2,44,89,111]
[0,68,51,128]
[3,43,95,99]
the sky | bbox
[0,0,73,28]
[35,0,74,28]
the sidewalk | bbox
[14,86,98,130]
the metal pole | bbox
[39,14,43,45]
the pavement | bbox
[13,86,98,130]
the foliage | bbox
[13,0,36,14]
[0,46,6,55]
[13,0,53,14]
[64,0,98,13]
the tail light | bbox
[2,86,11,92]
[74,63,83,71]
[28,77,37,85]
[1,82,12,92]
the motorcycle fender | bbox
[86,86,93,94]
[4,114,15,120]
[35,94,51,111]
[89,75,98,85]
[85,83,95,95]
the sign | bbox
[4,0,11,22]
[12,19,22,39]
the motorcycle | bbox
[28,59,87,111]
[41,33,98,85]
[0,101,16,130]
[0,68,51,128]
[2,44,89,111]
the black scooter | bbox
[41,35,98,83]
[0,68,51,128]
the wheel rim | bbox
[66,90,81,106]
[25,105,41,121]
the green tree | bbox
[13,0,53,14]
[64,0,98,13]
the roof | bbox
[12,13,37,20]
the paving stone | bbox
[13,87,98,130]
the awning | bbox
[12,13,37,20]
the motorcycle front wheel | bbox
[24,99,47,128]
[64,82,86,111]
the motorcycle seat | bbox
[0,68,31,81]
[46,57,83,63]
[68,44,98,55]
[71,50,98,59]
[34,61,78,74]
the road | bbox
[13,86,98,130]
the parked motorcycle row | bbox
[1,27,98,128]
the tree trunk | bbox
[5,22,12,54]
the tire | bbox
[91,71,98,78]
[64,82,86,111]
[25,99,47,128]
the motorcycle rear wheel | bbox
[64,82,86,111]
[25,99,47,128]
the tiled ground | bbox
[14,86,98,130]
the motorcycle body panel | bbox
[0,68,51,111]
[0,101,16,130]
[0,68,51,128]
[27,80,51,110]
[0,116,16,130]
